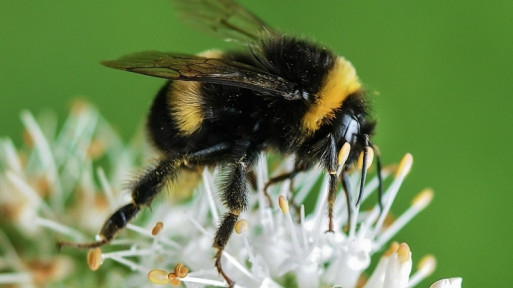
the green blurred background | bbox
[1,0,512,287]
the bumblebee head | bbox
[331,93,376,165]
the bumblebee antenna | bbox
[370,142,384,211]
[356,135,370,205]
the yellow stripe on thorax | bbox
[301,56,362,134]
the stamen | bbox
[234,219,249,234]
[126,224,154,238]
[107,255,147,272]
[220,250,258,282]
[151,221,164,236]
[96,167,115,209]
[102,248,156,260]
[256,154,271,213]
[279,195,302,259]
[237,220,258,267]
[0,138,22,174]
[418,255,437,275]
[294,167,321,204]
[127,224,181,249]
[375,188,433,249]
[167,273,181,286]
[21,111,62,211]
[174,263,189,278]
[87,248,103,271]
[185,212,210,236]
[412,188,434,210]
[278,195,289,214]
[35,216,85,240]
[372,154,414,240]
[299,205,308,250]
[6,171,56,219]
[201,168,220,224]
[147,269,168,285]
[178,275,229,286]
[395,153,413,179]
[20,111,54,177]
[408,255,436,287]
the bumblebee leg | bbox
[213,152,257,287]
[326,173,338,232]
[319,134,338,233]
[264,161,310,214]
[57,158,180,249]
[263,170,296,208]
[184,142,232,166]
[184,142,254,286]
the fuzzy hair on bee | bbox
[57,0,383,286]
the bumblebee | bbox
[58,0,382,286]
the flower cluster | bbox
[0,102,461,287]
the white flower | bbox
[0,102,462,288]
[430,278,463,288]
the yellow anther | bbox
[168,272,181,286]
[234,219,249,234]
[383,164,398,175]
[147,269,168,285]
[412,188,434,209]
[152,221,164,236]
[278,195,289,214]
[418,254,437,275]
[174,263,189,278]
[87,248,102,271]
[395,153,413,178]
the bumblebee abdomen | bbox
[147,81,183,153]
[147,79,268,156]
[146,49,263,155]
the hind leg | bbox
[58,157,181,249]
[58,142,235,249]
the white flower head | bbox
[0,103,462,288]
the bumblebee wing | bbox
[170,0,275,43]
[102,51,302,100]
